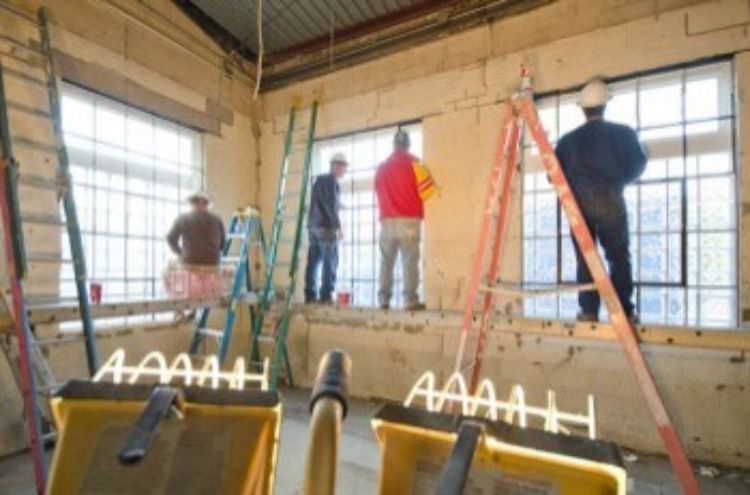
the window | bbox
[60,85,203,319]
[311,123,423,307]
[523,60,737,328]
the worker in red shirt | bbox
[374,130,436,311]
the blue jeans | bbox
[304,229,338,302]
[571,188,635,317]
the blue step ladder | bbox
[188,207,266,364]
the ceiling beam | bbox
[265,0,466,65]
[172,0,258,62]
[261,0,552,91]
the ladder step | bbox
[226,233,246,240]
[198,328,224,339]
[26,252,75,264]
[20,212,67,227]
[7,101,51,119]
[480,282,598,297]
[256,335,276,344]
[18,172,64,191]
[12,136,58,154]
[221,256,242,264]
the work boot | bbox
[627,313,640,326]
[576,311,599,323]
[379,304,390,310]
[406,302,426,312]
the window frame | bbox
[521,57,739,328]
[60,84,204,326]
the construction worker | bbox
[555,79,647,323]
[167,191,226,266]
[304,152,348,304]
[375,130,436,311]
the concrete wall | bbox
[286,307,750,469]
[0,0,258,455]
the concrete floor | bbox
[1,388,749,494]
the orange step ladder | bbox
[454,68,701,495]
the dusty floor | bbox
[0,388,748,494]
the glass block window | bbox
[523,60,737,328]
[311,123,423,307]
[60,85,203,323]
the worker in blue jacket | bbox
[304,152,348,304]
[555,79,647,323]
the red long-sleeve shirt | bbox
[374,150,424,220]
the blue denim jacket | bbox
[307,173,340,231]
[555,120,647,193]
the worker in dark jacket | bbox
[304,152,348,304]
[555,78,647,322]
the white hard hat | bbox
[578,79,611,108]
[330,152,348,165]
[187,191,210,203]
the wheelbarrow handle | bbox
[118,386,179,465]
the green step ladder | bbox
[0,7,98,374]
[251,100,319,389]
[188,207,266,364]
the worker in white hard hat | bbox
[555,78,647,323]
[304,152,348,304]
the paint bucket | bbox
[89,282,102,304]
[336,291,351,307]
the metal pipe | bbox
[302,350,351,495]
[303,397,343,495]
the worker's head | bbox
[394,129,411,151]
[329,152,348,179]
[579,78,611,121]
[188,191,210,211]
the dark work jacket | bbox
[307,173,340,231]
[555,120,647,194]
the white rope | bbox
[253,0,263,99]
[93,348,269,391]
[404,371,597,439]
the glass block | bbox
[639,234,668,283]
[699,289,736,328]
[606,82,637,128]
[639,183,668,233]
[639,72,682,127]
[62,96,94,137]
[96,106,126,145]
[686,62,733,120]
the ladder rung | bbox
[3,66,46,87]
[221,256,242,264]
[7,101,51,119]
[255,335,276,344]
[26,252,75,264]
[481,282,598,297]
[13,136,58,154]
[18,172,64,191]
[198,328,224,339]
[226,233,245,240]
[20,212,67,226]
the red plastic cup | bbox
[90,282,102,305]
[337,292,351,307]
